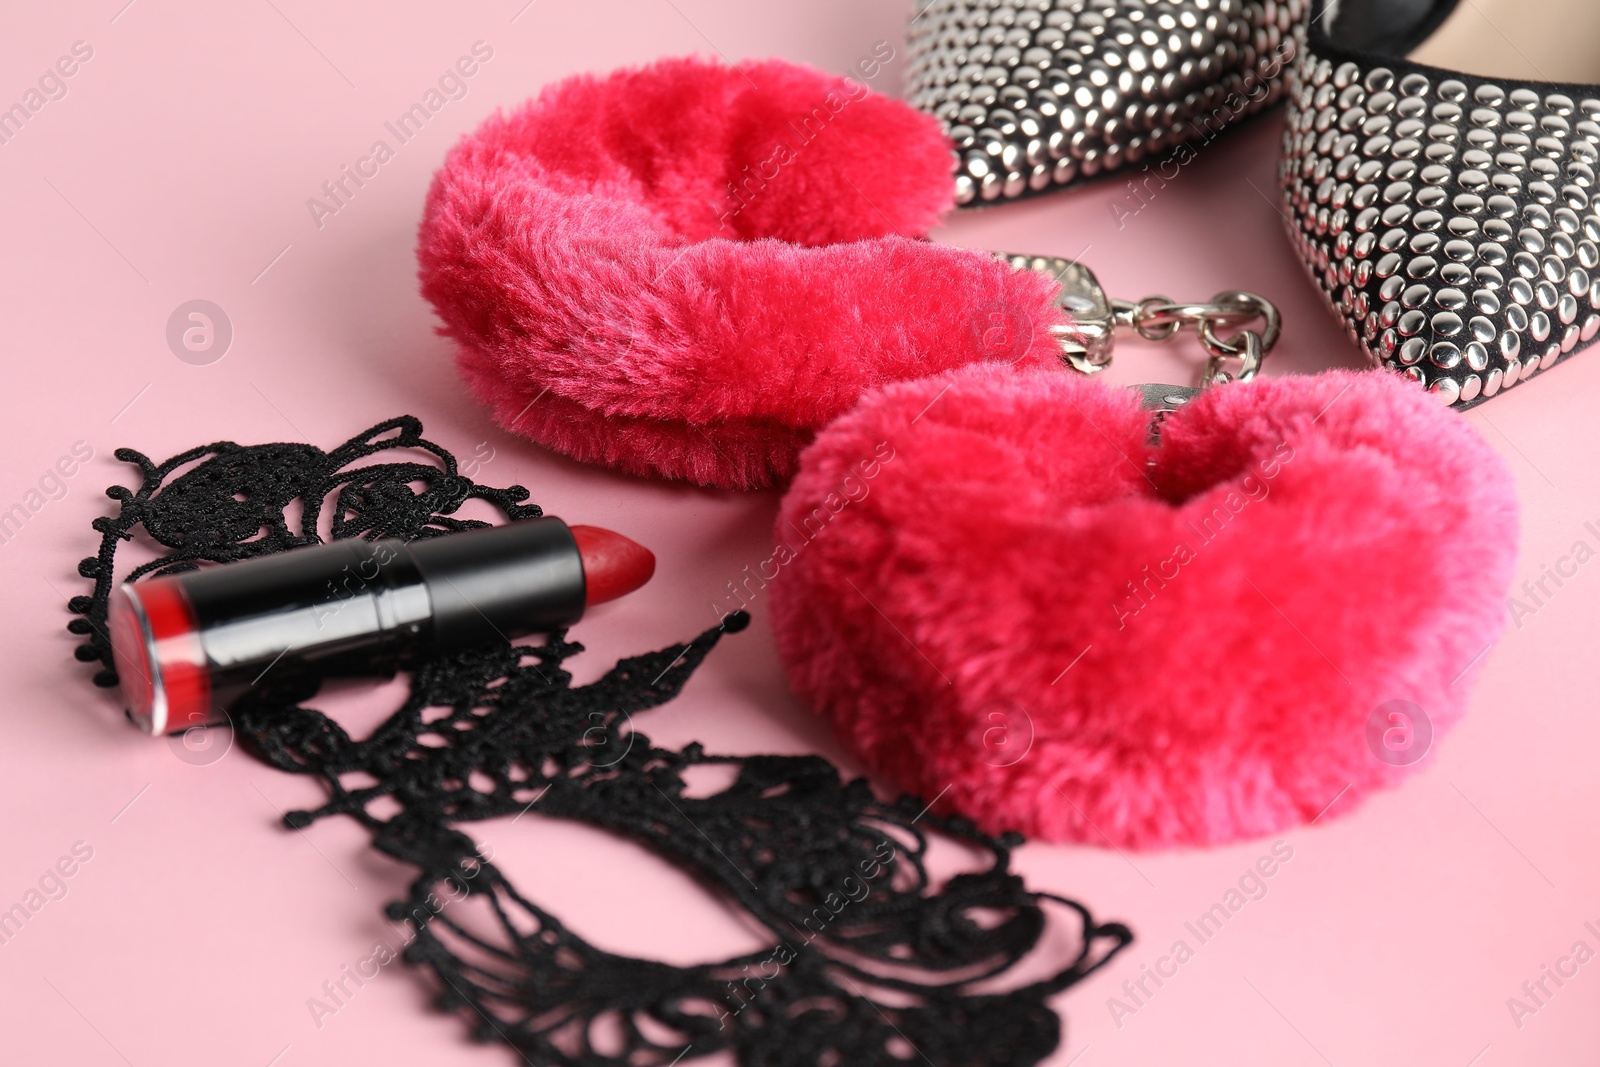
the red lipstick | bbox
[107,517,654,735]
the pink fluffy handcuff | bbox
[419,58,1519,850]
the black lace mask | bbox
[68,416,1131,1066]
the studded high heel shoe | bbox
[1281,0,1600,407]
[906,0,1308,206]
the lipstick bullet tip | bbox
[570,525,656,607]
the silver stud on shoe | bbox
[1279,1,1600,408]
[908,0,1309,206]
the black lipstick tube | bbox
[109,518,587,735]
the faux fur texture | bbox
[768,367,1520,849]
[417,57,1068,489]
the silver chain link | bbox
[1110,290,1282,388]
[997,253,1283,392]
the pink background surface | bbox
[3,1,1599,1064]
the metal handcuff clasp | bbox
[998,254,1283,412]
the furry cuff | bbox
[768,366,1519,849]
[418,57,1068,489]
